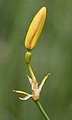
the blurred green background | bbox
[0,0,72,120]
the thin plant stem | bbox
[27,64,37,82]
[26,63,50,120]
[35,101,50,120]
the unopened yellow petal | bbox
[13,90,29,96]
[39,74,48,92]
[25,7,46,50]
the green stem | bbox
[26,64,37,82]
[35,101,50,120]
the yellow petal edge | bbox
[25,7,46,50]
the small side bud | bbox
[25,51,32,64]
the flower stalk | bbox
[13,6,51,120]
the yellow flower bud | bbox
[25,7,46,50]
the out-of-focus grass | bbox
[0,0,72,120]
